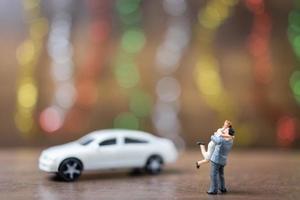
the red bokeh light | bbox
[277,116,296,147]
[39,107,63,133]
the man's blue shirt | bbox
[210,135,233,166]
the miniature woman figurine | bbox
[196,120,235,168]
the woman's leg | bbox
[196,141,214,169]
[197,159,209,166]
[200,144,208,158]
[196,145,209,168]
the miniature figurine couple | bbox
[196,120,235,195]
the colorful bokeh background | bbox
[1,0,300,148]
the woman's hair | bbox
[225,120,232,128]
[225,120,235,136]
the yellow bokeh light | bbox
[220,0,238,7]
[200,11,221,30]
[16,40,36,66]
[23,0,40,11]
[194,0,238,121]
[198,0,237,30]
[196,54,217,67]
[206,4,222,21]
[30,18,48,39]
[196,67,222,96]
[17,82,38,108]
[16,106,32,115]
[15,118,33,136]
[15,113,34,134]
[15,0,47,136]
[214,4,229,20]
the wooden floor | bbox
[0,149,299,200]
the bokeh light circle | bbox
[39,106,63,133]
[156,77,181,102]
[114,112,139,130]
[121,29,146,53]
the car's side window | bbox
[124,137,148,144]
[99,138,116,146]
[79,138,94,146]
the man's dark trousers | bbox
[208,161,225,193]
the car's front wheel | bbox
[57,158,83,182]
[145,155,163,175]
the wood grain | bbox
[0,149,299,199]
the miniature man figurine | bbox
[196,120,234,195]
[196,120,234,168]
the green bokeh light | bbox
[290,70,300,97]
[113,112,139,130]
[290,70,300,87]
[293,35,300,47]
[116,0,140,15]
[121,29,146,53]
[288,3,300,105]
[294,95,300,104]
[120,10,142,26]
[292,35,300,57]
[288,27,297,44]
[289,23,300,36]
[129,89,152,117]
[115,62,140,88]
[292,79,300,96]
[289,10,300,28]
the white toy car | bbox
[39,129,178,181]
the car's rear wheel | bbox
[58,158,83,182]
[145,155,163,175]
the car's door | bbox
[118,136,150,168]
[91,136,121,169]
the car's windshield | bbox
[78,136,95,145]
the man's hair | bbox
[229,127,235,136]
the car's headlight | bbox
[41,153,57,162]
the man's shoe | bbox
[219,188,227,194]
[196,162,200,169]
[207,191,217,195]
[196,141,205,146]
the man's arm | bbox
[211,135,224,144]
[220,134,234,139]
